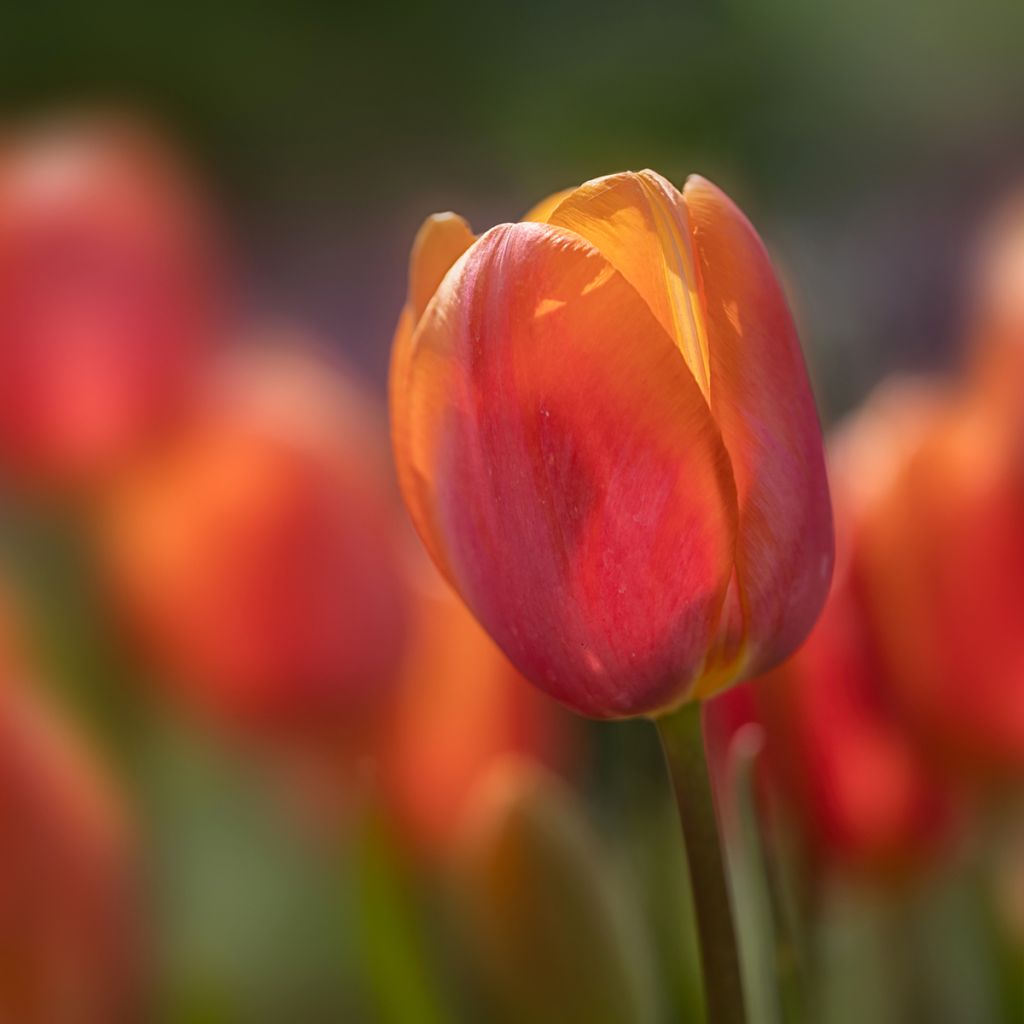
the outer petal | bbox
[683,176,832,678]
[393,220,738,718]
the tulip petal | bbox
[683,176,832,676]
[545,170,713,399]
[394,221,738,718]
[408,212,476,323]
[390,212,476,508]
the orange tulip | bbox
[966,189,1024,430]
[0,603,141,1022]
[391,170,832,718]
[381,562,575,857]
[97,342,408,738]
[0,114,220,486]
[859,390,1024,779]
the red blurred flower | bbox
[96,342,409,740]
[390,170,832,719]
[0,114,221,486]
[0,602,141,1022]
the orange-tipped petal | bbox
[683,176,832,676]
[408,212,476,324]
[393,221,737,718]
[390,213,475,513]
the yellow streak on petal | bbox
[636,171,711,401]
[535,297,567,318]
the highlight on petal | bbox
[683,175,832,679]
[394,220,738,718]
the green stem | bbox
[657,701,747,1024]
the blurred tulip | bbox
[709,383,959,874]
[859,390,1024,780]
[0,613,141,1022]
[97,341,408,739]
[390,169,832,719]
[455,756,657,1024]
[966,189,1024,434]
[0,113,221,486]
[381,562,575,857]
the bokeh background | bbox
[6,0,1024,410]
[0,2,1023,1022]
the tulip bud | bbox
[0,113,221,486]
[0,613,141,1021]
[381,563,575,857]
[96,341,409,739]
[454,757,657,1024]
[390,170,832,718]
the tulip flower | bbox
[391,170,833,1023]
[0,114,220,485]
[966,189,1024,425]
[391,170,832,720]
[381,561,575,857]
[0,607,141,1022]
[859,389,1024,779]
[97,342,408,739]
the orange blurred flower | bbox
[380,562,576,858]
[858,390,1024,780]
[0,597,142,1022]
[0,113,221,486]
[96,341,409,741]
[390,170,832,719]
[966,189,1024,432]
[708,382,960,874]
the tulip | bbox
[0,604,141,1022]
[965,189,1024,432]
[391,170,833,1023]
[0,114,220,486]
[858,389,1024,779]
[391,169,832,720]
[97,342,409,739]
[381,562,575,857]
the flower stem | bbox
[657,701,747,1024]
